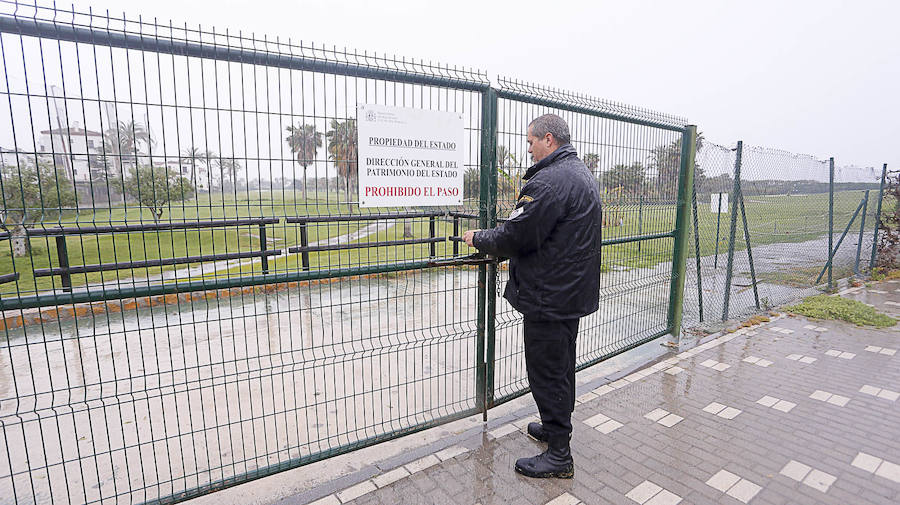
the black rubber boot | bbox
[526,422,548,443]
[514,438,574,479]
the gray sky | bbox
[22,0,900,172]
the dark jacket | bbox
[474,143,602,320]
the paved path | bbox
[285,281,900,505]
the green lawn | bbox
[1,189,882,296]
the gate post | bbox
[476,87,498,420]
[666,125,697,343]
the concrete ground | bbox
[198,280,900,505]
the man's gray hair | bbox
[528,114,571,145]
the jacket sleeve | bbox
[472,180,564,258]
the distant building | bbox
[38,121,103,182]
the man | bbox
[463,113,602,479]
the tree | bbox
[285,123,322,201]
[496,145,521,198]
[325,119,358,200]
[605,162,646,197]
[583,153,599,171]
[648,132,706,199]
[215,157,241,192]
[1,159,77,256]
[98,120,154,200]
[101,120,151,168]
[120,165,194,221]
[180,147,216,193]
[463,166,480,201]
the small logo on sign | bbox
[366,110,377,121]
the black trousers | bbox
[523,316,579,446]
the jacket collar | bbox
[523,143,577,180]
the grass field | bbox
[1,188,883,297]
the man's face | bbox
[526,127,555,163]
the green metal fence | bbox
[0,2,699,503]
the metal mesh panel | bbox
[0,1,488,503]
[490,79,687,404]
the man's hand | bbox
[463,229,480,247]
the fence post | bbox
[429,215,436,258]
[638,195,644,253]
[722,141,743,321]
[299,222,310,271]
[739,191,760,309]
[691,175,704,322]
[666,125,697,341]
[453,215,459,256]
[854,190,870,276]
[714,192,723,268]
[828,157,835,291]
[55,235,72,293]
[816,197,866,285]
[869,163,887,272]
[477,87,498,420]
[259,223,269,274]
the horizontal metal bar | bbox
[33,250,282,276]
[0,260,443,311]
[26,218,280,236]
[446,231,672,247]
[490,328,670,408]
[603,231,675,246]
[0,272,19,285]
[497,88,686,132]
[149,407,480,505]
[448,211,479,219]
[286,211,445,224]
[0,230,9,240]
[425,254,494,267]
[0,16,489,93]
[288,237,445,253]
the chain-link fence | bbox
[684,141,885,328]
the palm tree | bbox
[180,147,203,191]
[215,157,241,192]
[648,132,705,199]
[100,120,152,178]
[325,119,358,201]
[496,145,520,198]
[285,123,322,201]
[180,147,217,192]
[116,120,152,163]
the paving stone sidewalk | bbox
[293,282,900,505]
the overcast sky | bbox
[20,0,900,172]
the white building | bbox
[38,121,103,182]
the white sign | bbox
[357,104,465,207]
[710,192,729,214]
